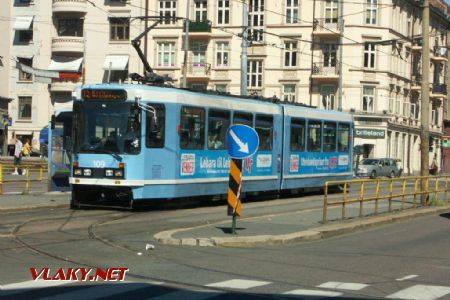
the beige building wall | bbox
[4,0,449,174]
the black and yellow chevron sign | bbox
[227,158,242,216]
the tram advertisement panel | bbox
[288,153,350,174]
[180,151,273,177]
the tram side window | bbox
[233,112,253,127]
[323,122,337,152]
[307,121,321,152]
[146,104,165,148]
[290,118,305,151]
[208,109,230,150]
[338,123,350,152]
[180,106,205,149]
[255,115,273,151]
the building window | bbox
[321,85,335,110]
[215,84,227,92]
[283,85,296,102]
[284,42,297,67]
[58,19,83,37]
[248,0,264,42]
[18,96,32,120]
[107,70,128,83]
[157,42,176,67]
[216,42,229,67]
[18,30,33,43]
[191,41,207,66]
[109,18,129,41]
[325,0,338,23]
[159,0,177,25]
[194,0,207,22]
[362,86,375,112]
[364,42,376,68]
[18,58,32,82]
[323,44,337,67]
[217,0,230,25]
[286,0,299,24]
[247,60,263,88]
[365,0,377,25]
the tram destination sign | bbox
[354,128,385,139]
[81,89,128,101]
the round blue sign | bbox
[226,125,259,159]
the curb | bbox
[154,206,450,247]
[0,203,69,212]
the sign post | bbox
[226,125,259,234]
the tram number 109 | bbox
[93,160,106,168]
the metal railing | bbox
[312,62,339,76]
[0,164,47,195]
[323,176,450,223]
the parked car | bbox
[355,158,400,179]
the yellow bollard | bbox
[426,177,430,205]
[375,180,380,215]
[359,181,365,218]
[342,182,348,219]
[388,180,393,212]
[413,178,419,208]
[39,166,43,181]
[434,177,439,204]
[401,178,407,210]
[24,168,30,194]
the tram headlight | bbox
[83,169,92,176]
[74,169,82,176]
[105,169,114,177]
[114,169,123,177]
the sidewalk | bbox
[154,199,450,247]
[0,192,70,211]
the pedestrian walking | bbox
[13,137,23,175]
[23,139,31,157]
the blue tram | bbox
[70,84,353,208]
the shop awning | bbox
[48,57,83,72]
[13,16,34,30]
[103,55,129,71]
[54,101,73,117]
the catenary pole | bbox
[182,0,190,88]
[240,0,248,96]
[420,0,430,204]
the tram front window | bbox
[73,101,141,155]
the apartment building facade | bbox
[3,0,449,174]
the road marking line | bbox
[396,275,419,281]
[206,279,271,289]
[386,284,450,300]
[283,289,342,297]
[317,281,369,291]
[148,289,224,300]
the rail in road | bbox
[323,175,450,223]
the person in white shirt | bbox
[13,137,23,175]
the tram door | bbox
[49,113,72,191]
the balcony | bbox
[184,20,212,38]
[431,46,448,62]
[411,37,422,52]
[52,0,87,14]
[431,83,447,97]
[50,74,82,92]
[411,73,422,90]
[311,62,339,81]
[52,36,84,53]
[312,18,341,38]
[183,62,211,79]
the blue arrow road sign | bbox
[226,125,259,159]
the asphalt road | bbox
[0,194,449,299]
